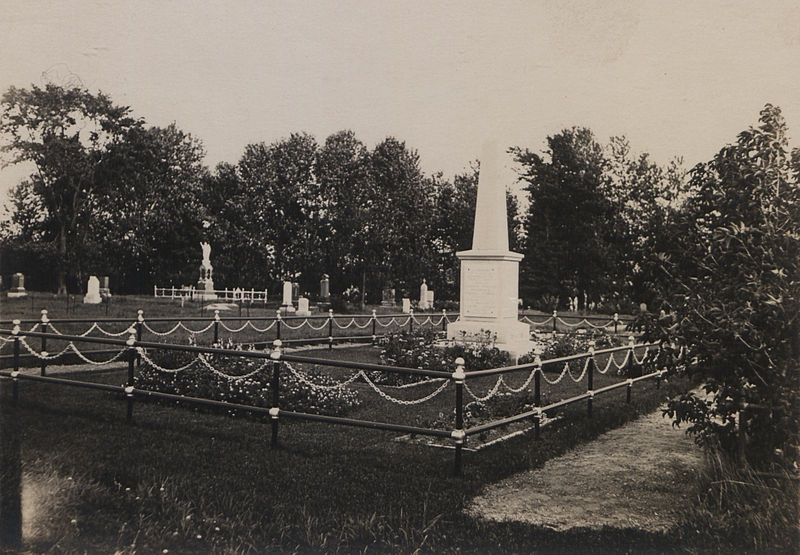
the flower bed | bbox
[135,344,361,416]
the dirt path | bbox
[467,402,705,533]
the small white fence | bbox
[154,286,268,304]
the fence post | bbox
[136,310,144,366]
[276,310,282,341]
[270,339,282,448]
[613,312,619,334]
[213,310,220,345]
[328,309,334,350]
[11,321,21,405]
[442,309,448,332]
[371,309,377,344]
[552,309,558,333]
[39,310,48,376]
[626,378,632,403]
[534,352,542,440]
[626,335,635,376]
[452,357,466,476]
[409,309,414,333]
[126,330,136,423]
[587,340,595,417]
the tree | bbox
[603,136,688,307]
[364,137,434,302]
[653,105,800,469]
[236,133,322,290]
[0,84,140,293]
[315,130,371,294]
[91,123,209,292]
[513,127,613,309]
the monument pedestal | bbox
[447,250,534,357]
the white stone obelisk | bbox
[447,140,533,356]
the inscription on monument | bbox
[462,265,497,317]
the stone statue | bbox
[201,242,212,267]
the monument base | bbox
[447,318,534,358]
[280,305,296,314]
[7,290,27,298]
[196,279,217,301]
[83,294,102,304]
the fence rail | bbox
[0,316,668,475]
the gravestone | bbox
[381,284,395,307]
[320,274,330,300]
[292,282,300,301]
[418,279,429,310]
[281,281,295,313]
[196,242,217,300]
[426,290,434,309]
[446,140,532,356]
[297,297,311,316]
[7,273,27,298]
[402,298,411,313]
[83,276,102,304]
[100,276,112,299]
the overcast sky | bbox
[1,0,798,209]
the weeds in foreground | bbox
[679,447,799,553]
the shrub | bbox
[135,347,361,416]
[376,328,511,384]
[651,105,800,470]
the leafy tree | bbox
[513,127,614,309]
[603,136,688,307]
[91,123,208,292]
[0,84,140,293]
[237,133,322,291]
[364,137,434,302]
[653,105,799,469]
[315,130,371,294]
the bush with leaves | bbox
[136,347,361,416]
[651,104,800,470]
[376,328,511,385]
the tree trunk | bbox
[57,225,68,295]
[361,268,366,311]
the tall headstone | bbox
[418,279,429,310]
[446,140,533,355]
[320,274,330,300]
[426,290,434,309]
[401,298,411,314]
[196,242,217,300]
[83,276,102,304]
[281,281,295,313]
[7,273,27,298]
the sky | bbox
[1,0,798,210]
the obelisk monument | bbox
[446,141,533,356]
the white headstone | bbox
[297,297,311,316]
[419,279,429,310]
[83,275,102,304]
[282,281,293,308]
[446,140,533,356]
[402,298,411,313]
[426,290,434,308]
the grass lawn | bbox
[0,337,704,554]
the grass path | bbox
[467,396,705,533]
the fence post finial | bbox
[214,310,220,322]
[137,309,144,323]
[40,309,49,324]
[12,319,20,335]
[271,339,282,359]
